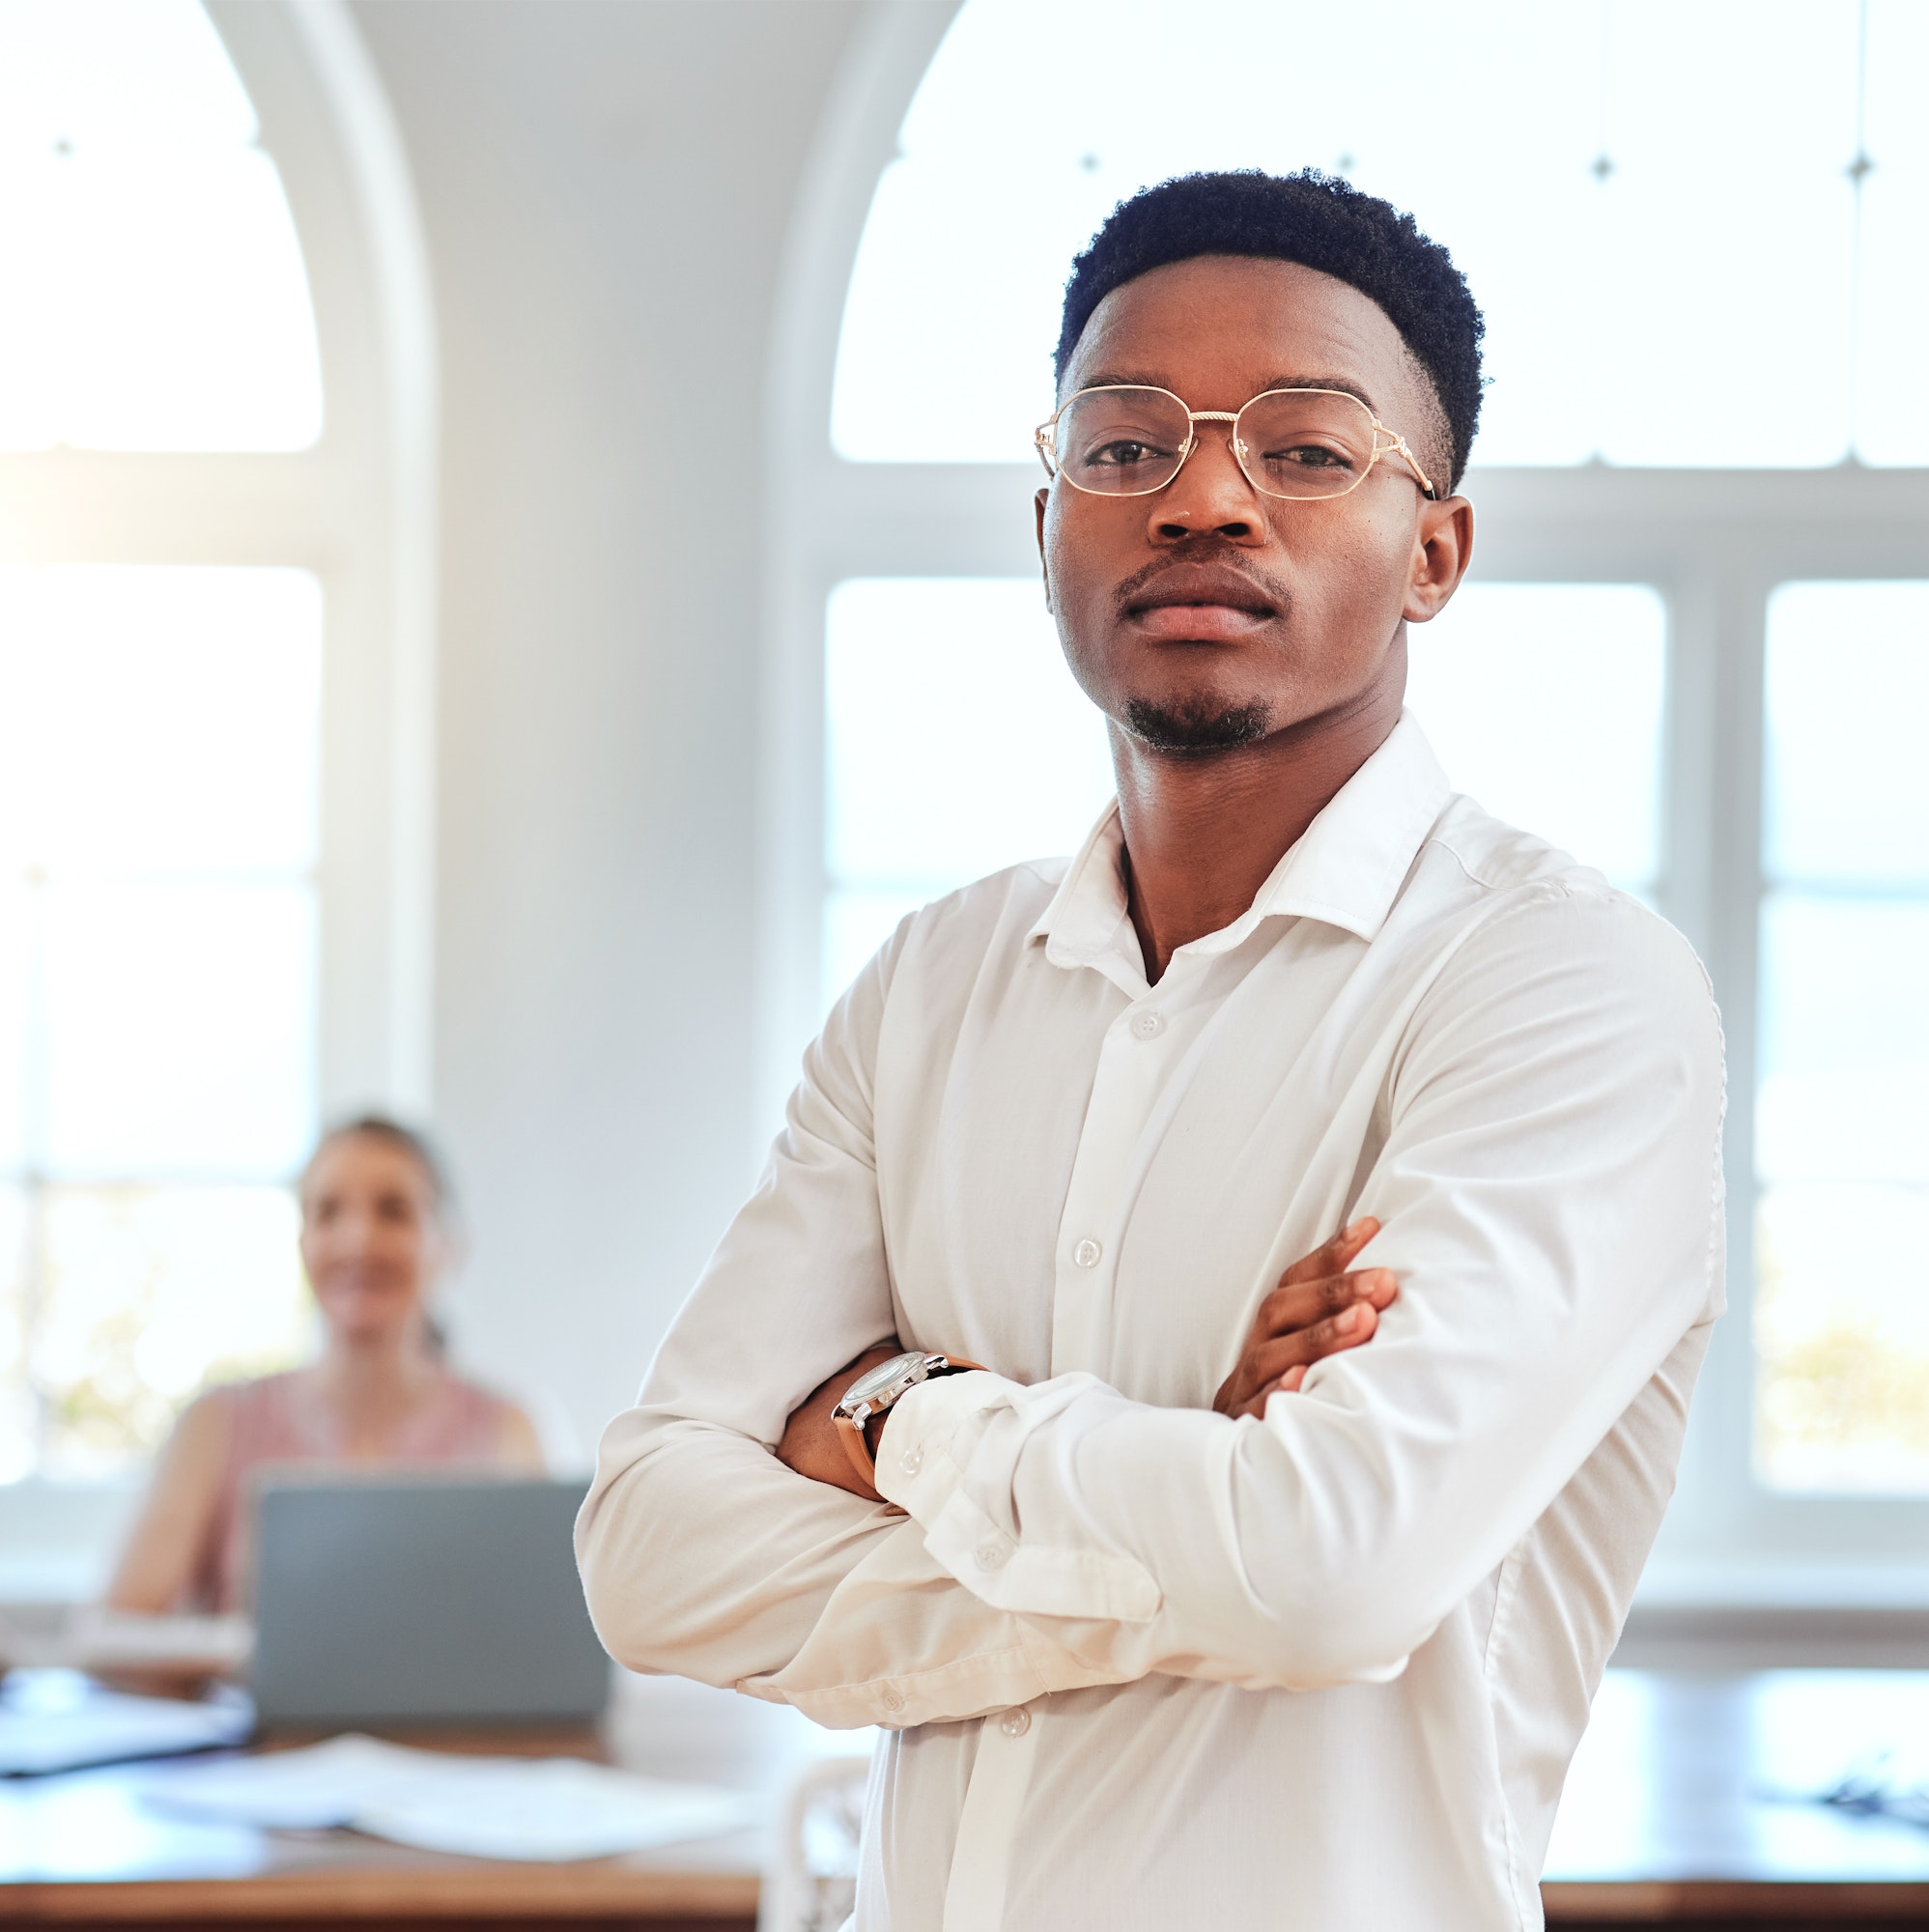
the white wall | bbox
[351,0,868,1463]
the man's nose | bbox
[1146,427,1265,545]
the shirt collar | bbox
[1028,712,1452,971]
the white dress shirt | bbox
[578,715,1726,1932]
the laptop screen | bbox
[250,1478,611,1728]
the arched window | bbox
[0,0,434,1490]
[769,0,1929,1606]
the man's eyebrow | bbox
[1067,371,1183,396]
[1265,375,1377,412]
[1065,372,1381,413]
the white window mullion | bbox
[1670,562,1773,1574]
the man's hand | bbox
[1213,1218,1398,1421]
[776,1339,905,1503]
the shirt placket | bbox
[941,962,1195,1932]
[1049,974,1188,1378]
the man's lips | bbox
[1121,563,1279,641]
[1130,602,1273,641]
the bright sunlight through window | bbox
[0,569,322,1479]
[1755,582,1929,1493]
[0,0,324,451]
[832,0,1929,470]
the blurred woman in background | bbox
[106,1117,545,1614]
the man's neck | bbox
[1115,672,1404,985]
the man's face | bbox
[1036,254,1468,755]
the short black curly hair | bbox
[1056,170,1485,489]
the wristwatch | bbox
[834,1349,983,1488]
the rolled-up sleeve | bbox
[874,887,1726,1691]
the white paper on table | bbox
[135,1734,456,1829]
[136,1733,759,1860]
[355,1757,760,1861]
[0,1668,254,1776]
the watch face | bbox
[843,1350,926,1409]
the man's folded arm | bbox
[574,930,1138,1729]
[872,887,1726,1692]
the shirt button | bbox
[976,1539,1010,1571]
[1131,1010,1165,1039]
[881,1686,905,1713]
[999,1707,1032,1739]
[1073,1237,1102,1268]
[898,1445,923,1477]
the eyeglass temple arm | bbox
[1376,426,1438,499]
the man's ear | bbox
[1403,495,1474,624]
[1035,486,1054,612]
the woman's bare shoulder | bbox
[179,1369,302,1436]
[429,1370,548,1470]
[444,1373,548,1471]
[496,1399,548,1472]
[172,1381,241,1442]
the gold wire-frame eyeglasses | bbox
[1035,384,1439,504]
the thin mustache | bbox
[1112,545,1291,616]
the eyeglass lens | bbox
[1051,386,1383,500]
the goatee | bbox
[1124,696,1272,755]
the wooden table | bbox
[8,1670,1929,1925]
[0,1676,814,1929]
[1542,1670,1929,1927]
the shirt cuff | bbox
[876,1369,1161,1624]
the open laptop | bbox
[250,1477,611,1729]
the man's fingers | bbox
[1214,1257,1395,1422]
[1243,1300,1381,1387]
[1254,1267,1398,1340]
[1278,1215,1380,1288]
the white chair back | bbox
[756,1750,872,1932]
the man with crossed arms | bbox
[578,170,1724,1930]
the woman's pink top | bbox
[192,1369,524,1613]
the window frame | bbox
[762,0,1929,1612]
[0,0,436,1511]
[0,0,438,1123]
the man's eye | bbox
[1086,439,1173,467]
[1263,441,1353,469]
